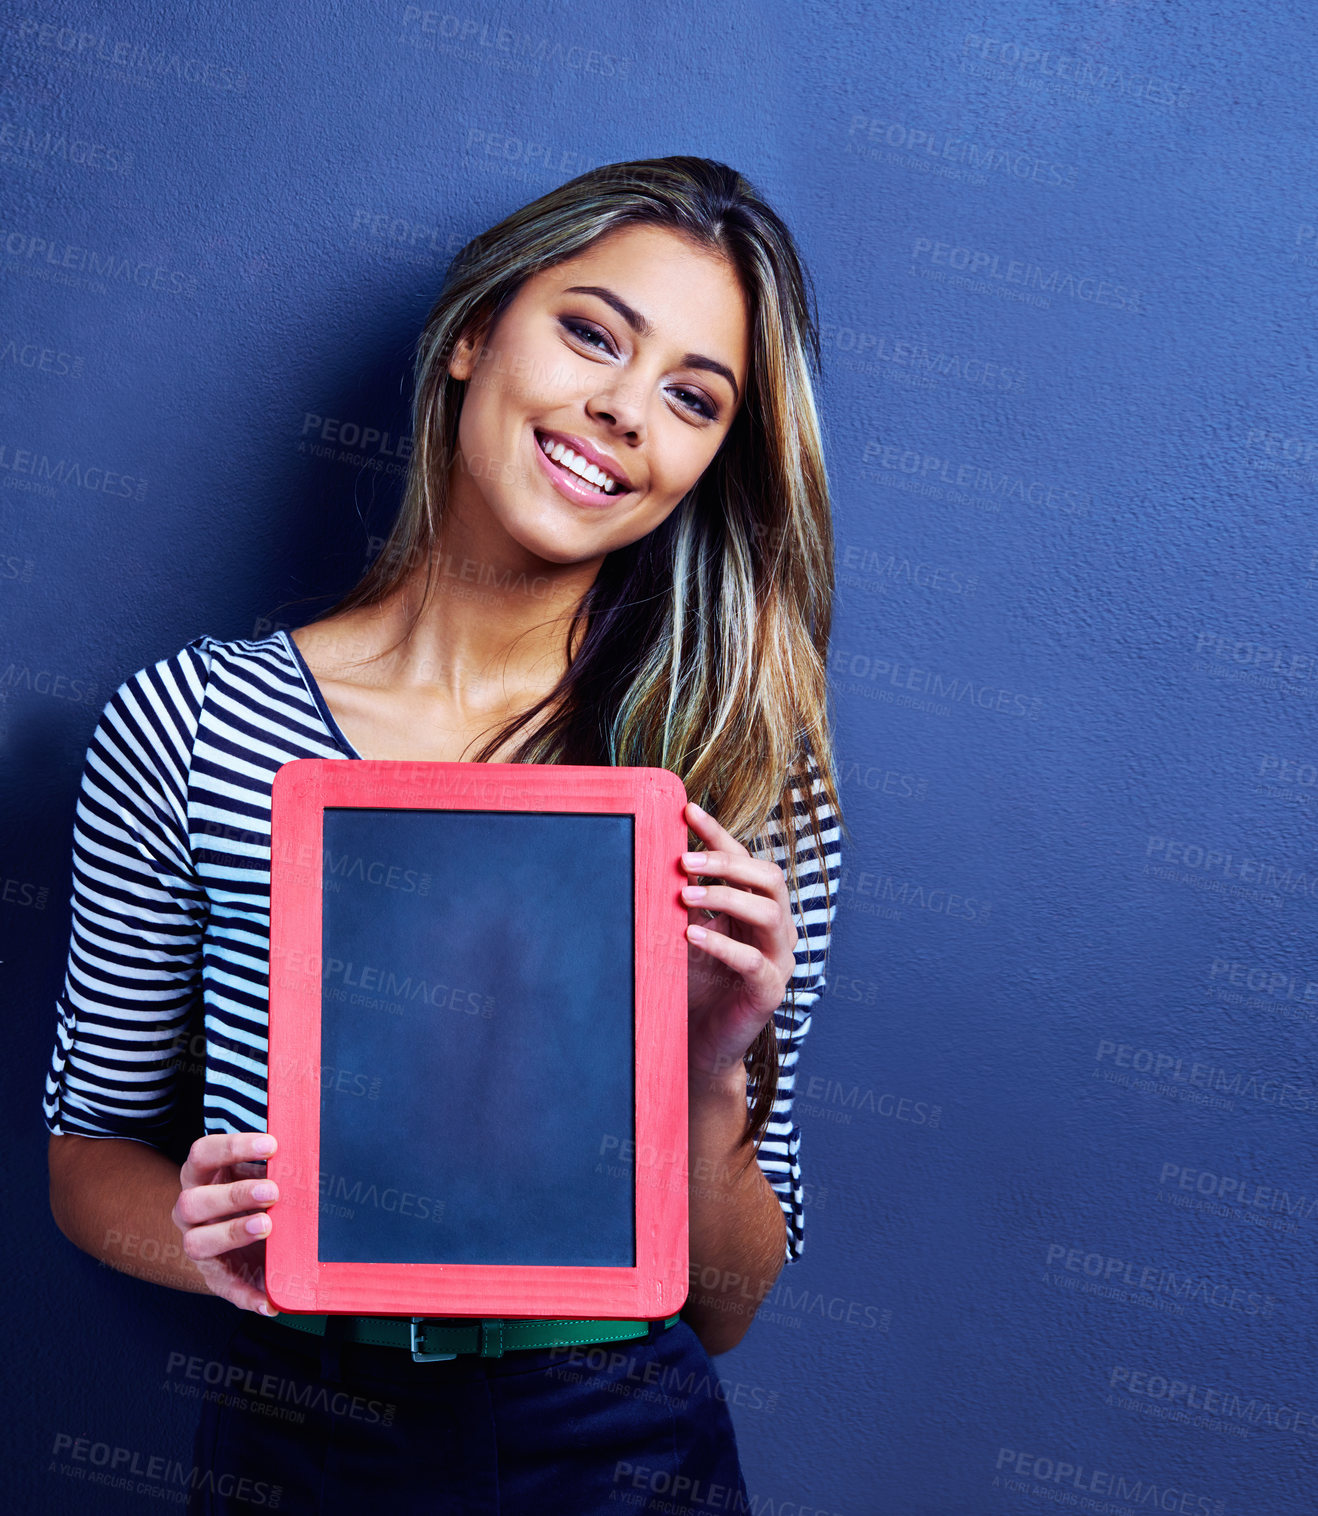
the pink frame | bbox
[264,758,689,1319]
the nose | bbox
[586,382,645,441]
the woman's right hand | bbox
[171,1132,281,1316]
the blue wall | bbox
[7,2,1317,1511]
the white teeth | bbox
[538,433,621,494]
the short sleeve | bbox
[43,642,210,1147]
[751,749,840,1264]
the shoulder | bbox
[94,630,301,776]
[107,629,297,712]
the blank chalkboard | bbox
[266,757,688,1319]
[315,806,635,1268]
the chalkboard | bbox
[265,759,689,1320]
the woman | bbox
[45,156,843,1512]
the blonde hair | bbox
[321,156,846,1150]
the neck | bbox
[359,506,596,708]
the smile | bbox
[534,429,632,498]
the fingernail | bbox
[688,802,705,815]
[252,1182,277,1202]
[246,1215,271,1235]
[684,852,707,866]
[253,1136,276,1155]
[261,1302,279,1317]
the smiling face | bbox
[445,221,752,570]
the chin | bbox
[499,516,602,569]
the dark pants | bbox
[186,1312,749,1514]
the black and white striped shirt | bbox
[42,630,840,1263]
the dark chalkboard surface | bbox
[316,806,635,1267]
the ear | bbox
[447,333,476,382]
[447,314,493,383]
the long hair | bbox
[319,156,845,1154]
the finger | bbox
[196,1251,277,1317]
[681,848,790,899]
[684,920,776,988]
[212,1276,277,1317]
[180,1210,273,1265]
[684,801,749,858]
[682,883,781,934]
[180,1131,277,1188]
[174,1177,279,1230]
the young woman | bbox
[45,156,843,1513]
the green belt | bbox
[271,1312,682,1363]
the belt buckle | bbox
[409,1318,459,1363]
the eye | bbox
[670,386,717,421]
[560,318,613,354]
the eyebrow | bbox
[562,284,741,404]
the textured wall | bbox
[6,1,1317,1511]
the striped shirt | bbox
[42,629,840,1263]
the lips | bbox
[534,428,634,493]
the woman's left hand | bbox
[681,800,799,1082]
